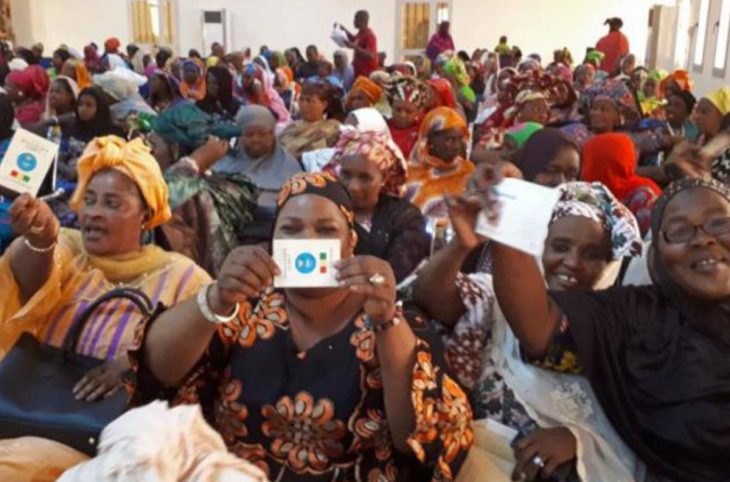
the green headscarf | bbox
[152,103,241,153]
[505,122,544,149]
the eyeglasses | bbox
[662,216,730,244]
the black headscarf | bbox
[195,66,239,119]
[67,86,125,142]
[550,177,730,481]
[513,128,579,182]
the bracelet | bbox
[364,301,404,334]
[196,284,240,324]
[23,237,57,253]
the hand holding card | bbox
[8,192,60,248]
[213,246,281,310]
[335,255,397,324]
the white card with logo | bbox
[475,178,561,257]
[273,239,341,288]
[0,128,59,198]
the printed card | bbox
[0,128,59,198]
[475,178,561,257]
[273,239,341,288]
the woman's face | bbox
[334,54,346,70]
[533,146,581,187]
[299,93,328,123]
[49,80,74,113]
[52,53,65,72]
[285,50,296,66]
[78,170,148,257]
[542,215,612,291]
[339,154,383,214]
[61,62,76,78]
[242,72,256,90]
[663,78,681,98]
[149,75,168,98]
[429,127,464,163]
[642,78,658,99]
[391,99,420,129]
[665,95,691,127]
[273,193,355,260]
[658,188,730,301]
[183,64,199,84]
[590,98,621,133]
[240,124,275,158]
[517,98,551,125]
[206,73,220,99]
[576,67,595,87]
[693,99,724,137]
[348,91,372,111]
[77,93,98,122]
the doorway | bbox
[395,0,452,62]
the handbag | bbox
[0,287,160,455]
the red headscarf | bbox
[104,37,121,54]
[425,78,457,109]
[6,65,50,99]
[582,133,661,202]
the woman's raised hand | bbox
[336,256,397,324]
[190,135,230,172]
[8,193,60,249]
[209,246,281,313]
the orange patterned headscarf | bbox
[70,136,171,228]
[346,76,384,108]
[412,106,469,169]
[659,70,693,99]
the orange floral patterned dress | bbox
[128,290,473,481]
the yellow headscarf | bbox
[705,87,730,116]
[69,136,171,228]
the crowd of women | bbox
[0,12,729,482]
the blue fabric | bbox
[0,198,11,254]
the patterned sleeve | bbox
[528,313,583,374]
[442,272,496,390]
[404,307,474,481]
[385,201,431,282]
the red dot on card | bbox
[320,266,327,274]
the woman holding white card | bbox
[414,174,646,481]
[127,172,473,481]
[474,165,730,480]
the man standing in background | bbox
[338,10,378,78]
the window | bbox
[131,0,174,45]
[436,2,449,24]
[693,0,709,68]
[400,2,431,50]
[674,0,691,68]
[713,0,730,73]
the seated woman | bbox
[346,75,384,112]
[44,75,79,119]
[238,63,291,131]
[61,57,93,90]
[278,80,343,160]
[147,70,185,113]
[5,64,50,126]
[485,173,730,481]
[417,180,645,481]
[127,172,472,481]
[0,135,210,390]
[386,76,430,159]
[693,87,730,184]
[405,106,475,219]
[582,133,661,235]
[180,59,207,102]
[196,66,242,122]
[148,103,258,275]
[211,105,301,211]
[325,129,430,283]
[93,68,156,128]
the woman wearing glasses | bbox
[484,173,730,481]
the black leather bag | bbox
[0,288,157,455]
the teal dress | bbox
[0,138,13,253]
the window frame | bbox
[692,0,711,73]
[712,0,730,77]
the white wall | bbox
[450,0,674,66]
[174,0,396,62]
[11,0,130,52]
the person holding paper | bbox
[480,164,730,479]
[325,129,430,283]
[336,10,378,79]
[415,179,644,481]
[127,172,472,481]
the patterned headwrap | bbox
[346,76,384,107]
[70,136,171,228]
[412,106,469,169]
[581,78,641,126]
[552,181,643,260]
[326,130,408,198]
[386,76,430,110]
[276,172,355,231]
[659,69,693,98]
[585,50,605,67]
[6,65,50,99]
